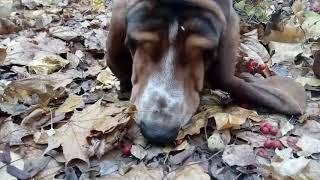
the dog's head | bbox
[126,0,226,143]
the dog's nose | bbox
[140,121,180,144]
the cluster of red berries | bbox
[256,122,282,157]
[259,122,278,136]
[120,143,132,156]
[246,60,266,73]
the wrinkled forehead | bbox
[126,0,225,43]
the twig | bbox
[232,173,243,180]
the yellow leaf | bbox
[56,95,83,113]
[28,53,69,75]
[176,105,223,139]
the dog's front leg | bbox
[213,10,306,115]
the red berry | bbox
[247,164,257,170]
[121,144,132,156]
[272,141,282,149]
[269,127,278,136]
[260,126,270,134]
[264,139,273,149]
[257,148,268,157]
[258,64,267,71]
[264,123,272,129]
[175,139,184,145]
[247,65,255,73]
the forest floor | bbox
[0,0,320,179]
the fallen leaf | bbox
[274,148,293,161]
[169,146,196,165]
[240,29,270,64]
[177,105,223,139]
[84,29,107,50]
[0,47,6,64]
[163,140,190,154]
[302,11,320,40]
[269,42,311,65]
[56,95,84,113]
[100,161,119,177]
[44,100,130,167]
[0,18,21,35]
[97,68,117,89]
[0,120,33,146]
[34,158,63,179]
[49,26,82,41]
[23,156,51,177]
[168,164,210,180]
[295,76,320,87]
[214,106,258,130]
[297,160,320,180]
[279,120,294,136]
[0,151,24,180]
[293,120,320,139]
[214,113,245,130]
[222,145,256,166]
[28,53,69,75]
[208,132,225,151]
[105,163,164,180]
[0,102,28,116]
[236,131,268,147]
[130,145,147,160]
[296,135,320,156]
[268,157,310,177]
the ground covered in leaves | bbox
[0,0,320,179]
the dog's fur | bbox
[107,0,306,143]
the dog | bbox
[106,0,306,143]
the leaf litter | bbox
[0,0,320,179]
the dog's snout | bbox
[140,121,179,143]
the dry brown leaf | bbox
[0,47,6,64]
[2,71,78,104]
[104,163,164,180]
[293,120,320,139]
[269,42,311,65]
[28,53,69,75]
[177,106,222,139]
[222,145,256,166]
[240,29,270,64]
[49,26,82,41]
[34,158,63,180]
[163,140,190,154]
[236,131,268,147]
[56,95,84,113]
[0,120,33,147]
[168,164,210,180]
[0,18,21,35]
[214,106,258,130]
[296,135,320,156]
[44,100,131,167]
[263,16,305,43]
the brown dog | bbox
[107,0,306,143]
